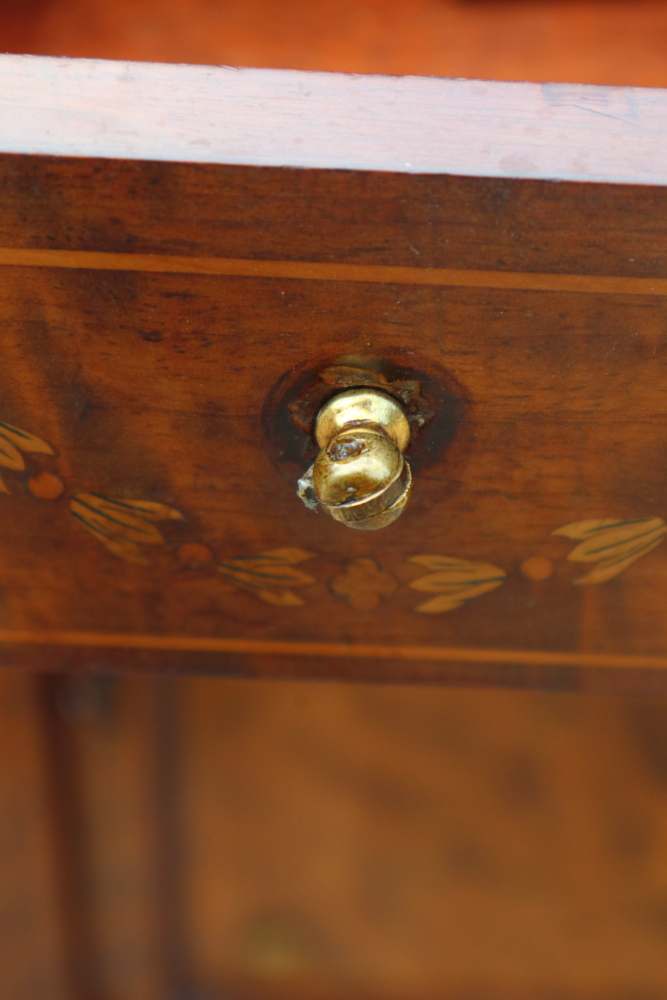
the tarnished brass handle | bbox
[297,388,412,530]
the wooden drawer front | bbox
[1,56,667,690]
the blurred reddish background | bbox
[2,4,667,1000]
[2,0,667,86]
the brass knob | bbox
[297,388,412,530]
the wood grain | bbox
[4,155,667,278]
[1,55,667,185]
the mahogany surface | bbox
[0,56,666,689]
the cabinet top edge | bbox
[1,53,666,186]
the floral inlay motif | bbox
[3,415,667,615]
[331,558,397,611]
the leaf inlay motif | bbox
[70,493,184,565]
[409,555,507,613]
[217,548,315,605]
[553,517,667,584]
[0,421,54,492]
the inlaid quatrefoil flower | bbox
[331,558,397,611]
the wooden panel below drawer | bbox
[177,679,667,999]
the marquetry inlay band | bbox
[0,630,665,671]
[0,247,665,297]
